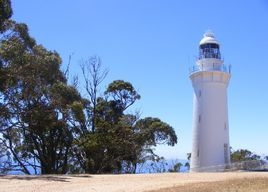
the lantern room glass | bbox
[199,43,221,59]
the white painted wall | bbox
[190,70,231,172]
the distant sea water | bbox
[135,159,189,173]
[7,159,189,174]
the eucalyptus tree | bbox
[0,2,85,173]
[231,149,261,162]
[77,78,177,173]
[80,56,108,133]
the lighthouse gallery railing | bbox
[189,64,231,74]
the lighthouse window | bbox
[199,90,201,97]
[200,43,219,49]
[199,43,221,59]
[198,115,201,123]
[224,122,227,130]
[197,149,199,157]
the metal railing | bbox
[189,64,231,74]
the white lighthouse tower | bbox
[189,31,231,172]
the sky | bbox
[11,0,268,159]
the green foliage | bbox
[187,153,191,161]
[168,162,182,172]
[183,153,191,171]
[230,148,268,170]
[105,80,141,110]
[75,80,177,173]
[0,0,12,32]
[135,117,177,146]
[184,162,190,170]
[231,148,261,162]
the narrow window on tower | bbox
[224,122,227,130]
[199,90,202,97]
[198,115,201,123]
[197,149,199,157]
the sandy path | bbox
[0,172,268,192]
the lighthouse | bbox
[189,31,231,172]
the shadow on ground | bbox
[0,174,92,182]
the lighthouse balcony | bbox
[189,64,231,74]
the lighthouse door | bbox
[224,143,229,164]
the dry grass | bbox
[148,177,268,192]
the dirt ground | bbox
[0,172,268,192]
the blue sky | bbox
[12,0,268,159]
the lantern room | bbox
[199,31,221,60]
